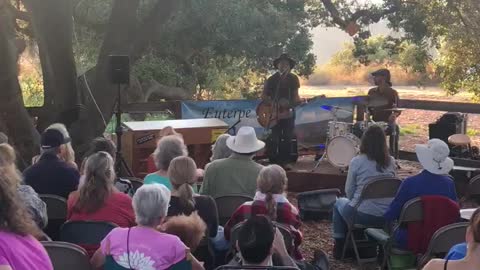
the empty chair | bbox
[59,221,117,257]
[42,241,92,270]
[215,195,253,225]
[419,222,469,267]
[40,194,68,240]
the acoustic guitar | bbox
[256,98,294,128]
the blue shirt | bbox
[384,170,457,221]
[23,153,80,199]
[446,243,467,260]
[346,154,396,216]
[384,170,457,248]
[143,173,172,190]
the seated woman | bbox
[147,126,184,173]
[422,208,480,270]
[167,156,218,268]
[91,184,204,270]
[384,139,457,248]
[68,152,136,256]
[210,134,232,162]
[0,143,47,229]
[0,146,53,270]
[332,125,397,259]
[144,135,188,189]
[224,165,304,260]
[81,137,133,196]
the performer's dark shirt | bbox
[263,72,300,108]
[368,86,399,122]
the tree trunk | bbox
[22,0,79,131]
[0,1,40,167]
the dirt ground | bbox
[293,86,476,269]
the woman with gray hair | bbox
[144,135,188,190]
[210,134,232,161]
[91,184,204,270]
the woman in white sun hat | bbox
[384,139,458,246]
[200,126,265,199]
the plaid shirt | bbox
[224,199,303,260]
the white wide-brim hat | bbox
[415,139,454,175]
[226,126,265,154]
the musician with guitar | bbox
[260,54,302,167]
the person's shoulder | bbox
[368,87,378,94]
[422,258,445,270]
[112,191,133,202]
[17,184,36,194]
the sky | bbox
[311,0,393,65]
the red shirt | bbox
[67,191,136,228]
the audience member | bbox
[332,125,396,258]
[0,132,7,144]
[68,151,135,256]
[81,137,133,196]
[423,208,480,270]
[91,184,204,270]
[168,156,218,236]
[24,129,80,199]
[210,134,232,162]
[201,126,264,198]
[163,212,207,252]
[225,164,303,259]
[385,139,457,248]
[0,144,47,229]
[231,215,298,268]
[147,126,184,173]
[45,123,77,169]
[144,135,188,189]
[0,147,54,270]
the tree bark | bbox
[22,0,79,131]
[0,0,40,167]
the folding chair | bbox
[60,220,118,244]
[40,194,68,240]
[366,197,423,270]
[215,195,253,225]
[418,222,468,267]
[215,266,298,270]
[341,176,402,268]
[42,241,93,270]
[464,174,480,204]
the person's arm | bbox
[262,77,273,102]
[291,75,301,106]
[272,228,297,267]
[90,248,106,270]
[0,266,12,270]
[345,159,358,200]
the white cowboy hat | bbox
[226,126,265,154]
[415,139,454,175]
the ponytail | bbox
[177,182,195,213]
[265,192,277,221]
[168,156,198,214]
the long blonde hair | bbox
[0,144,42,237]
[74,152,115,213]
[47,123,75,164]
[257,165,288,221]
[168,156,197,212]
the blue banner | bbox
[181,97,355,147]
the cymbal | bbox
[352,96,389,107]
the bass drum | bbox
[327,134,360,168]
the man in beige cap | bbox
[200,126,265,199]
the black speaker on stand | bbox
[109,55,134,177]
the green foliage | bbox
[20,75,44,107]
[73,0,317,100]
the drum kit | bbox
[313,97,406,171]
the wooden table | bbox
[122,119,228,178]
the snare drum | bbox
[327,133,360,168]
[327,121,353,140]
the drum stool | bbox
[448,134,473,158]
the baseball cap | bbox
[41,129,71,150]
